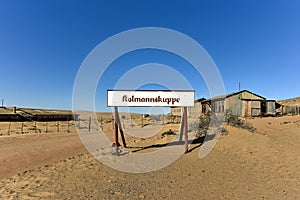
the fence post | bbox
[141,114,143,128]
[88,117,91,132]
[21,122,24,133]
[100,116,103,130]
[57,121,59,132]
[8,122,11,135]
[46,122,48,133]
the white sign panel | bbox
[107,90,195,107]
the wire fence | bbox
[0,117,110,136]
[0,121,77,136]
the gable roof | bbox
[195,98,206,102]
[202,90,266,103]
[227,90,266,100]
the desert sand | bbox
[0,115,299,199]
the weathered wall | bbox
[251,101,261,117]
[226,95,242,116]
[0,114,23,121]
[241,100,261,117]
[241,91,265,100]
[266,101,276,115]
[170,107,181,116]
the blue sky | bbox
[0,0,299,111]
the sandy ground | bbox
[0,115,299,199]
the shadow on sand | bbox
[125,134,217,153]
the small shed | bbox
[264,100,281,116]
[202,90,276,117]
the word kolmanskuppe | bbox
[122,95,180,105]
[107,90,195,107]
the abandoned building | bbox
[0,107,23,121]
[0,107,79,121]
[277,97,300,115]
[170,98,206,117]
[171,90,282,117]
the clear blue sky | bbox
[0,0,299,111]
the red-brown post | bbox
[179,109,184,141]
[114,107,119,155]
[184,107,188,153]
[115,107,127,148]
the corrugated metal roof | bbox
[202,90,266,103]
[19,108,73,115]
[0,107,16,114]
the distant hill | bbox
[278,96,300,106]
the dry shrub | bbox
[161,129,176,137]
[226,111,256,132]
[192,111,256,138]
[191,111,225,138]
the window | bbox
[202,104,206,113]
[222,101,224,113]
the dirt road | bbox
[0,132,86,179]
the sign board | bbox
[107,90,195,107]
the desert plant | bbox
[225,111,256,132]
[191,111,215,138]
[161,129,176,137]
[192,111,256,138]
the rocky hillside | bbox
[278,97,300,106]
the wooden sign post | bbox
[107,90,195,155]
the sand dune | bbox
[0,115,299,199]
